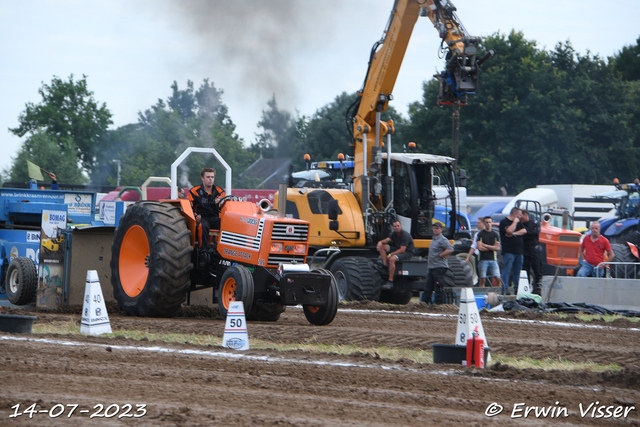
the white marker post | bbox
[517,270,533,298]
[456,287,491,362]
[222,301,250,351]
[80,270,112,335]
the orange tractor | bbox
[110,196,338,325]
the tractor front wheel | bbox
[303,269,339,326]
[218,265,255,320]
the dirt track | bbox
[1,302,639,426]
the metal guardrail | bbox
[597,262,639,279]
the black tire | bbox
[448,255,473,286]
[218,265,255,320]
[454,239,472,254]
[5,257,37,305]
[457,253,477,285]
[247,302,285,322]
[303,269,339,325]
[111,202,193,317]
[443,269,456,287]
[610,243,640,278]
[380,287,413,305]
[330,257,382,301]
[610,229,640,246]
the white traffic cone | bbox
[517,270,533,299]
[80,270,112,335]
[222,301,250,351]
[456,287,491,362]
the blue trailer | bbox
[0,186,99,307]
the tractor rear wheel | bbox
[111,202,193,317]
[303,269,339,325]
[610,243,640,278]
[5,257,37,305]
[218,265,255,320]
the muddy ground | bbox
[1,301,639,426]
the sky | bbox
[1,0,639,176]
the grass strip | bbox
[32,321,620,372]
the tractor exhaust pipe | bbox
[278,183,287,218]
[259,199,272,212]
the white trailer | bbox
[536,184,616,230]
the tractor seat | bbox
[195,229,220,247]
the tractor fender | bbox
[602,219,639,238]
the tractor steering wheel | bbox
[216,195,242,209]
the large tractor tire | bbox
[247,302,285,322]
[448,255,473,287]
[330,257,382,301]
[610,229,640,246]
[457,253,477,285]
[303,269,339,325]
[5,257,37,305]
[111,202,193,317]
[610,243,640,278]
[380,287,413,305]
[218,265,255,320]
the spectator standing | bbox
[521,210,543,293]
[377,220,415,289]
[499,207,526,294]
[465,217,484,285]
[421,223,453,304]
[477,216,501,287]
[465,217,485,264]
[577,222,614,277]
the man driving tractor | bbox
[188,167,226,249]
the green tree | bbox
[610,36,640,81]
[403,31,638,194]
[251,95,297,160]
[7,132,87,184]
[9,74,112,174]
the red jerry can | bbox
[466,327,485,368]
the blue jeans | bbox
[501,253,523,293]
[576,259,606,278]
[478,260,500,278]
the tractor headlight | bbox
[271,242,283,253]
[293,243,306,254]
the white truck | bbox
[498,185,616,231]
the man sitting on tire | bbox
[377,219,415,289]
[188,167,226,249]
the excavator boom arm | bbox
[349,0,491,177]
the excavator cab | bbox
[381,153,464,242]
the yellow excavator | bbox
[278,0,493,303]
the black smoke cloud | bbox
[168,0,339,107]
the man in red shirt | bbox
[577,222,614,277]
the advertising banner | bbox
[37,210,67,308]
